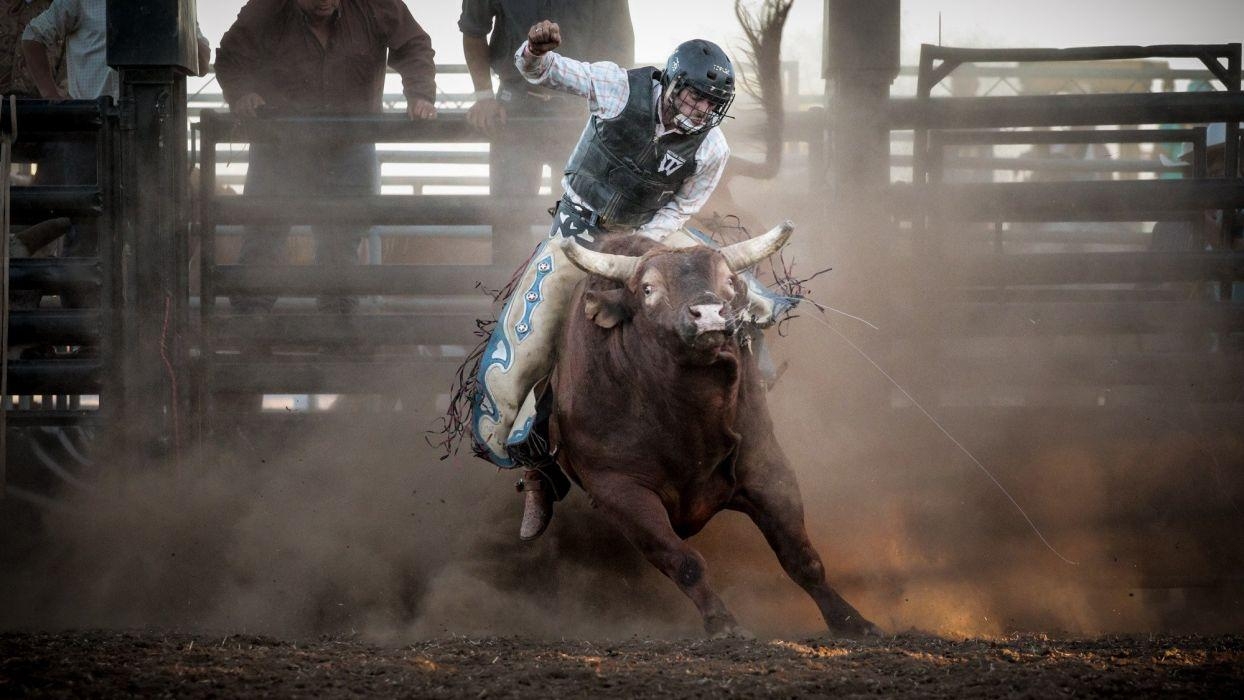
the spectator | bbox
[1,0,63,218]
[1,0,63,98]
[22,0,210,262]
[22,0,112,104]
[1151,122,1241,253]
[459,0,633,193]
[22,0,210,104]
[1150,122,1242,351]
[215,0,436,315]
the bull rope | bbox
[706,216,1076,564]
[159,295,181,472]
[799,307,1079,566]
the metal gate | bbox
[1,98,119,506]
[194,111,564,446]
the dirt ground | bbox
[1,630,1240,698]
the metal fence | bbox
[880,43,1244,419]
[2,98,117,505]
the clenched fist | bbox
[526,20,561,57]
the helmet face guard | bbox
[666,78,733,134]
[662,40,735,134]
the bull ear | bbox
[583,288,630,328]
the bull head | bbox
[562,220,795,282]
[566,222,795,356]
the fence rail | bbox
[883,43,1244,425]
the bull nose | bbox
[686,303,728,334]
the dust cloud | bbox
[2,154,1243,643]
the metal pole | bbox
[199,112,217,446]
[115,67,191,469]
[107,0,199,469]
[1,97,13,497]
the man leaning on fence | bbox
[459,1,633,261]
[215,0,437,315]
[21,0,210,260]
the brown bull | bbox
[550,223,879,637]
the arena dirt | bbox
[2,630,1240,697]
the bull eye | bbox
[642,283,654,297]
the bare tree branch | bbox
[731,0,794,180]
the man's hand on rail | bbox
[467,97,505,136]
[231,93,266,119]
[408,98,437,120]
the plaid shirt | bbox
[516,41,729,239]
[22,0,114,99]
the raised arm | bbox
[514,20,629,119]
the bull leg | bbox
[592,478,745,637]
[737,454,882,637]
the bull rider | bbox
[471,20,792,540]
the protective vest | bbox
[563,68,709,228]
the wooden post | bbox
[107,0,198,469]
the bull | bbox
[548,222,880,637]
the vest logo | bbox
[657,150,687,176]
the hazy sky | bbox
[195,1,1244,84]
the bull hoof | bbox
[704,613,750,640]
[709,625,756,641]
[826,614,884,639]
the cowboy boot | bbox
[516,469,554,540]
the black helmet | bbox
[661,39,735,133]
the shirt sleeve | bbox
[21,0,78,47]
[457,0,493,38]
[639,130,731,238]
[214,0,275,106]
[383,0,437,104]
[514,41,629,119]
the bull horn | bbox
[561,238,640,282]
[719,220,794,272]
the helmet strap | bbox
[673,113,705,134]
[661,80,712,135]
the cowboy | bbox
[1152,122,1242,253]
[215,0,436,314]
